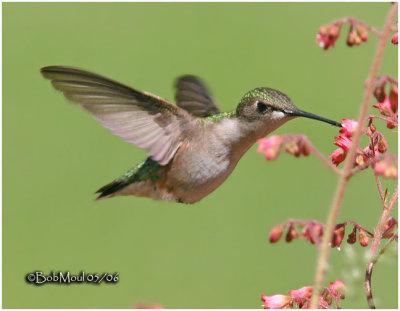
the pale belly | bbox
[165,144,246,204]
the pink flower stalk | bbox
[258,135,283,160]
[261,294,292,309]
[334,136,352,152]
[329,148,347,165]
[339,119,358,137]
[373,96,393,116]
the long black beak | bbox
[283,109,342,127]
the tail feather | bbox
[95,179,127,200]
[95,157,162,201]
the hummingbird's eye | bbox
[257,101,269,113]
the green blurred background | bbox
[3,2,398,309]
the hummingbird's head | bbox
[236,87,341,127]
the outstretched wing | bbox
[41,66,191,165]
[174,75,220,117]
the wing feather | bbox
[175,75,220,117]
[42,66,191,165]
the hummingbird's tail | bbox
[95,179,127,200]
[95,157,163,201]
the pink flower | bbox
[258,135,283,160]
[373,96,393,116]
[392,31,398,44]
[329,279,346,298]
[289,286,313,299]
[261,295,292,309]
[339,119,358,137]
[374,159,398,179]
[334,136,352,152]
[329,148,346,165]
[384,166,398,179]
[374,161,386,175]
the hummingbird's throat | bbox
[283,109,342,127]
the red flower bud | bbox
[373,85,386,103]
[285,140,301,157]
[377,136,388,153]
[331,224,345,248]
[389,85,398,113]
[359,230,369,247]
[386,116,397,129]
[356,26,368,41]
[392,31,398,45]
[369,122,376,133]
[269,224,284,243]
[347,227,357,244]
[382,217,397,238]
[285,225,299,242]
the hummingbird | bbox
[41,66,341,204]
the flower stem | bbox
[309,4,398,308]
[364,188,398,308]
[365,235,398,309]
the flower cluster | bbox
[347,25,368,46]
[328,114,397,177]
[269,220,379,249]
[257,135,310,161]
[329,119,358,166]
[316,19,369,50]
[316,23,341,50]
[261,279,345,309]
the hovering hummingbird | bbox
[41,66,341,204]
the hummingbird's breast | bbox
[165,117,256,203]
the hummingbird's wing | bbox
[41,66,193,165]
[174,75,220,117]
